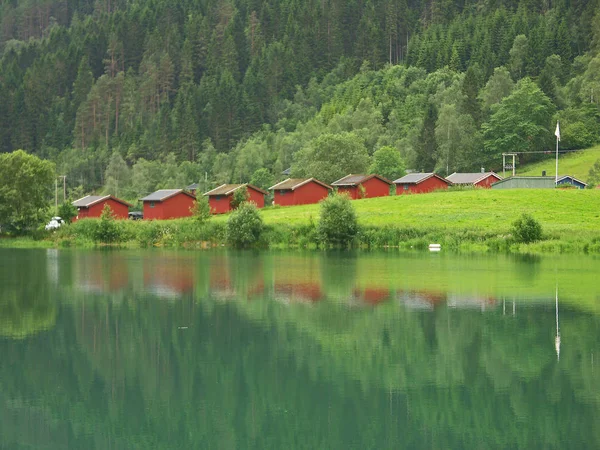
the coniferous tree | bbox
[415,102,438,172]
[462,65,482,125]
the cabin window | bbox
[403,184,409,190]
[215,195,222,200]
[279,190,286,195]
[150,201,155,208]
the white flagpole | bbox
[555,136,559,184]
[555,285,561,361]
[555,121,560,185]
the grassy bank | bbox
[517,144,600,180]
[2,189,600,253]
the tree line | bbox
[0,0,599,199]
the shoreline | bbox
[3,189,600,254]
[2,221,599,255]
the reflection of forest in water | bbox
[1,249,600,449]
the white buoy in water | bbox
[429,243,441,252]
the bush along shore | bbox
[3,191,600,255]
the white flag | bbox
[555,121,561,141]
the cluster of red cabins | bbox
[72,172,502,221]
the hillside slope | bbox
[517,145,600,182]
[212,189,600,234]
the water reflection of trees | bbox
[1,288,600,448]
[0,250,56,338]
[3,250,600,448]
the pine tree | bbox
[462,65,482,125]
[415,102,438,172]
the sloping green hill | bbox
[516,145,600,182]
[212,189,600,234]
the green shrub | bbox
[93,204,123,244]
[58,202,78,223]
[227,202,263,248]
[190,196,211,223]
[231,187,249,210]
[512,213,543,243]
[317,193,358,248]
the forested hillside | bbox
[1,0,600,198]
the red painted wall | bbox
[209,196,232,214]
[362,178,390,198]
[76,198,129,221]
[396,176,449,195]
[474,175,501,188]
[336,186,358,199]
[208,188,265,214]
[143,193,195,220]
[274,182,329,206]
[248,188,265,208]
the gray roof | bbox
[269,178,332,191]
[203,183,268,196]
[140,189,195,202]
[393,173,441,184]
[446,172,501,185]
[491,176,556,189]
[72,195,132,208]
[186,183,199,190]
[282,167,291,176]
[331,174,392,186]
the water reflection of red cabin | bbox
[397,290,447,310]
[272,255,324,303]
[447,293,497,309]
[353,287,391,305]
[274,282,323,303]
[208,257,266,300]
[143,258,195,298]
[398,290,497,310]
[75,254,129,293]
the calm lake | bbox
[1,248,600,449]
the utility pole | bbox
[502,153,517,177]
[55,177,58,214]
[59,175,66,203]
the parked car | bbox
[45,216,65,231]
[128,211,143,220]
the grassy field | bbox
[213,188,600,234]
[3,188,600,253]
[516,144,600,180]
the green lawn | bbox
[214,189,600,234]
[516,144,600,181]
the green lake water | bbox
[1,248,600,449]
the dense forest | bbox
[1,0,600,199]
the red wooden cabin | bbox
[203,184,267,214]
[446,172,502,188]
[141,189,196,220]
[393,173,451,194]
[331,174,392,199]
[72,195,131,221]
[269,178,331,206]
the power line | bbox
[507,148,597,155]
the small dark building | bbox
[331,174,392,199]
[556,175,587,189]
[186,183,200,195]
